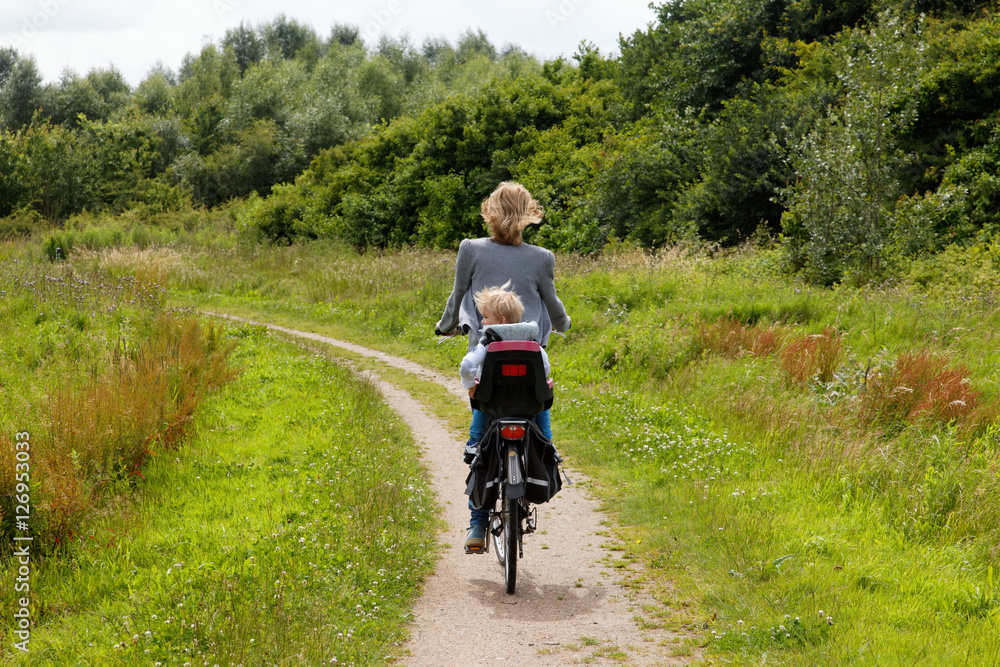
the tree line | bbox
[0,16,526,217]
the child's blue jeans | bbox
[468,408,551,528]
[469,408,552,441]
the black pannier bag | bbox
[465,432,501,511]
[522,420,563,505]
[465,420,563,509]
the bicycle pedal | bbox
[464,545,486,555]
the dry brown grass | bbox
[0,315,236,551]
[77,246,208,287]
[779,327,844,385]
[859,350,983,427]
[557,243,714,278]
[693,317,785,358]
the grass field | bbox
[6,227,1000,665]
[81,236,1000,666]
[0,249,438,665]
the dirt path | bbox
[206,314,691,666]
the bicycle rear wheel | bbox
[503,495,519,594]
[491,510,505,565]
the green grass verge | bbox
[84,239,1000,665]
[2,321,437,665]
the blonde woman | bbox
[435,181,570,552]
[435,181,571,347]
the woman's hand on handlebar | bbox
[434,324,470,336]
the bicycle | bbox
[464,340,565,594]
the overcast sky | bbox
[2,0,658,85]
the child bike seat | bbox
[471,341,554,420]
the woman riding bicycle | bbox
[434,181,571,551]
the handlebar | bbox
[434,324,469,345]
[435,324,470,337]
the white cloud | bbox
[1,0,657,85]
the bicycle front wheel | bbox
[503,495,519,594]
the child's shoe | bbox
[464,525,487,554]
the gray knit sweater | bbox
[436,238,571,350]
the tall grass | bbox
[693,317,786,358]
[859,350,985,428]
[0,260,235,552]
[779,326,844,385]
[1,324,436,665]
[84,238,1000,665]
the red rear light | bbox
[500,425,526,440]
[501,363,527,377]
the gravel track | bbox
[206,314,692,666]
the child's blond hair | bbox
[480,181,544,246]
[473,280,524,323]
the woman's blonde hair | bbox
[473,280,524,323]
[480,181,544,246]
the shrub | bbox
[780,12,925,284]
[859,350,980,427]
[0,207,46,240]
[42,231,73,261]
[779,326,843,385]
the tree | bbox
[356,57,405,122]
[174,45,239,154]
[223,22,265,74]
[376,35,424,84]
[672,93,801,244]
[291,46,371,154]
[134,72,174,115]
[262,14,318,61]
[329,23,360,47]
[617,0,875,118]
[457,29,497,63]
[782,11,926,283]
[224,59,306,131]
[421,36,454,65]
[0,48,42,130]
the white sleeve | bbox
[460,344,487,388]
[541,348,551,378]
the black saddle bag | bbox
[465,434,501,511]
[523,421,563,505]
[465,421,563,509]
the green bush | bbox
[0,207,45,240]
[781,12,926,284]
[42,231,73,261]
